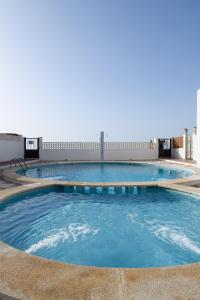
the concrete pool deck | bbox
[1,160,200,299]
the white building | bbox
[197,89,200,165]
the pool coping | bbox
[1,160,200,299]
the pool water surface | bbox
[17,162,193,182]
[1,186,200,268]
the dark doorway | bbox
[24,138,39,159]
[158,139,171,158]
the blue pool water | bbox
[1,186,200,268]
[17,163,193,182]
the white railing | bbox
[42,142,100,150]
[42,141,155,150]
[104,142,155,150]
[40,140,158,161]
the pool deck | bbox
[1,160,200,299]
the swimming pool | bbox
[1,185,200,268]
[17,162,193,182]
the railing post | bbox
[100,131,105,161]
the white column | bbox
[153,138,159,159]
[38,137,43,160]
[183,133,187,160]
[100,131,104,161]
[197,89,200,164]
[192,126,197,161]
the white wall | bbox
[197,89,200,165]
[0,135,159,162]
[0,135,24,162]
[192,129,198,161]
[171,131,197,161]
[40,149,100,161]
[40,149,158,161]
[171,135,186,160]
[40,148,158,161]
[104,149,158,160]
[171,148,185,159]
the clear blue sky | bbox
[0,0,199,141]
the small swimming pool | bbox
[1,186,200,268]
[17,162,193,182]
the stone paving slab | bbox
[1,241,200,300]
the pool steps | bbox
[56,185,151,195]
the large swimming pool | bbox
[17,162,193,182]
[1,186,200,268]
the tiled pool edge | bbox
[1,161,200,299]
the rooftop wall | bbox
[40,140,158,161]
[0,135,24,162]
